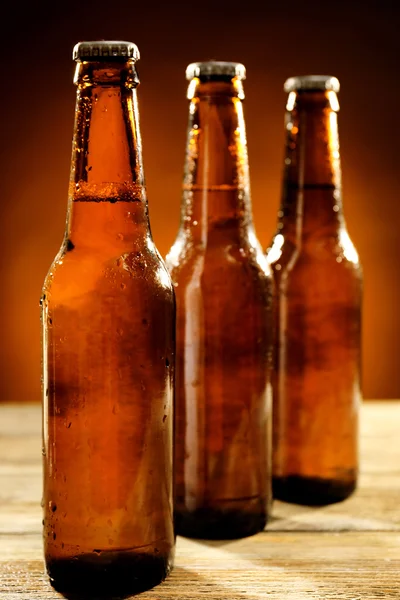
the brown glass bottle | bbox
[41,41,175,595]
[166,62,273,540]
[267,76,362,505]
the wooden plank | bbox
[0,533,399,599]
[0,402,399,598]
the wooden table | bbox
[1,402,399,599]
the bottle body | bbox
[167,70,273,539]
[41,45,175,595]
[267,82,362,505]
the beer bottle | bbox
[166,61,273,539]
[41,41,175,595]
[267,75,362,505]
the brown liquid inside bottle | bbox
[41,43,175,595]
[167,66,273,539]
[267,81,362,505]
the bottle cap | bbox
[284,75,340,93]
[73,41,140,62]
[186,61,246,81]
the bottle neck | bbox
[278,90,344,241]
[181,78,253,244]
[67,60,149,250]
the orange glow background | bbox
[2,0,399,401]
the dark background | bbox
[1,0,399,401]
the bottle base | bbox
[175,507,267,540]
[46,550,173,597]
[273,475,356,506]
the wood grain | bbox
[1,402,399,598]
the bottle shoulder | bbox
[42,240,174,305]
[267,229,362,274]
[167,234,272,279]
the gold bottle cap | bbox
[73,41,140,62]
[186,61,246,81]
[284,75,340,93]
